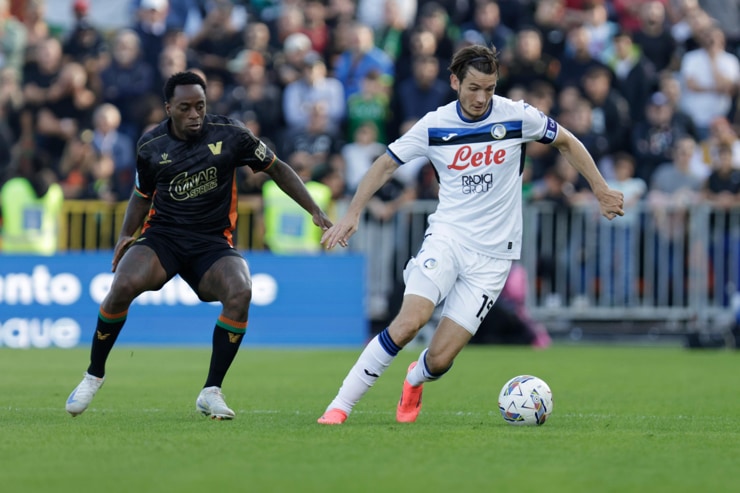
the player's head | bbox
[448,45,499,121]
[164,71,207,140]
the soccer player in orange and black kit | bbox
[65,71,335,419]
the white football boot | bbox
[66,372,105,417]
[196,386,235,420]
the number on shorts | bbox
[476,294,494,321]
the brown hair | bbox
[448,44,499,82]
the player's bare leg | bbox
[397,318,471,422]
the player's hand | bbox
[596,188,625,220]
[321,216,358,249]
[111,236,136,272]
[313,211,348,248]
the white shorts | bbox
[403,234,512,335]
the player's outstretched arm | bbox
[112,192,152,272]
[551,126,625,220]
[321,153,399,249]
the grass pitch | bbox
[1,344,738,493]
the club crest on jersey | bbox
[423,258,438,270]
[491,124,507,140]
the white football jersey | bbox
[388,96,559,259]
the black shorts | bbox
[133,227,244,296]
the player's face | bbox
[166,84,206,140]
[451,67,497,120]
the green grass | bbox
[1,344,738,493]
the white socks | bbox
[325,331,398,414]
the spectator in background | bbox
[696,117,740,174]
[394,28,440,86]
[0,66,23,158]
[648,135,704,212]
[280,102,343,173]
[630,91,689,183]
[413,2,457,70]
[460,0,514,55]
[345,70,391,144]
[333,22,394,101]
[657,70,697,138]
[679,25,740,140]
[242,21,276,75]
[133,0,170,76]
[62,0,109,77]
[341,121,387,195]
[632,1,677,73]
[559,96,611,167]
[373,0,416,63]
[703,143,740,208]
[188,0,244,85]
[580,64,631,158]
[698,0,740,56]
[282,50,345,135]
[357,0,417,32]
[301,0,331,55]
[0,151,63,255]
[607,29,657,124]
[668,0,701,52]
[21,0,49,64]
[497,26,560,97]
[35,62,96,173]
[91,103,135,197]
[155,44,188,92]
[223,48,283,143]
[608,151,647,220]
[100,29,156,144]
[581,0,619,63]
[0,0,27,77]
[57,127,96,197]
[390,54,454,143]
[21,36,62,115]
[599,151,647,306]
[262,151,333,255]
[273,31,312,88]
[556,24,611,91]
[532,0,569,60]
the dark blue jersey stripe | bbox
[428,121,524,146]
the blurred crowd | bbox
[1,0,740,215]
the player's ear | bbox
[164,102,171,117]
[450,73,459,91]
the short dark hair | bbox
[163,71,206,103]
[448,44,499,82]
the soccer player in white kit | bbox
[318,44,624,425]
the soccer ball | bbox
[498,375,553,426]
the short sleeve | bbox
[521,102,559,144]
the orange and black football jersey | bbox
[134,114,275,239]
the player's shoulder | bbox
[492,95,527,114]
[137,120,169,153]
[205,113,248,132]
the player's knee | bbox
[109,273,146,303]
[222,285,252,315]
[388,318,423,346]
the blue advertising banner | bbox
[0,253,367,348]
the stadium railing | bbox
[57,198,738,335]
[58,196,264,251]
